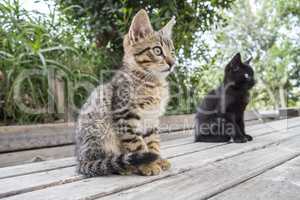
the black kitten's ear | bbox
[230,53,242,67]
[244,57,253,65]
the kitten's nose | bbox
[165,57,175,68]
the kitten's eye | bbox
[153,46,163,56]
[232,66,239,72]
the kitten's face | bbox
[123,10,176,78]
[225,53,256,89]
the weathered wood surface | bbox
[0,115,297,168]
[99,140,300,200]
[210,138,300,200]
[0,111,272,153]
[0,112,266,167]
[0,117,299,200]
[0,122,75,153]
[0,114,194,153]
[279,107,300,118]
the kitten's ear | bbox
[128,9,153,43]
[230,53,242,67]
[159,16,176,39]
[244,57,253,65]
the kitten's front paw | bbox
[138,163,161,176]
[233,136,248,143]
[244,134,253,141]
[156,159,171,171]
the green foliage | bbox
[0,0,235,124]
[201,0,300,110]
[167,55,223,115]
[0,0,105,124]
[3,0,297,124]
[58,0,235,57]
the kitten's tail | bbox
[77,152,158,177]
[194,117,231,143]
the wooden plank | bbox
[159,114,195,133]
[160,129,192,141]
[160,136,193,149]
[0,112,269,153]
[259,110,280,119]
[0,157,75,179]
[0,123,74,153]
[0,141,221,198]
[2,127,299,200]
[0,120,267,169]
[0,135,190,179]
[98,140,300,200]
[0,119,263,168]
[0,119,283,177]
[0,115,194,153]
[279,108,300,118]
[264,116,300,130]
[210,138,300,200]
[0,145,75,168]
[0,117,297,178]
[162,119,300,160]
[244,110,261,121]
[0,119,266,168]
[0,168,82,198]
[0,133,194,169]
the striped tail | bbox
[77,152,158,177]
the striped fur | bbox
[75,10,176,177]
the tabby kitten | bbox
[76,9,176,177]
[194,53,255,143]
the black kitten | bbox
[194,53,256,143]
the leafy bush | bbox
[0,0,235,124]
[0,0,107,124]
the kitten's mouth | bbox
[161,66,173,73]
[161,69,169,73]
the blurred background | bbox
[0,0,299,125]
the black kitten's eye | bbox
[153,46,163,56]
[232,65,239,71]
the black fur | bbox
[195,53,255,143]
[128,152,159,166]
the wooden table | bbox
[0,117,299,200]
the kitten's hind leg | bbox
[195,134,231,143]
[236,117,253,142]
[194,119,230,143]
[120,133,161,176]
[233,136,248,143]
[231,126,248,143]
[226,115,248,143]
[244,134,253,141]
[143,128,171,171]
